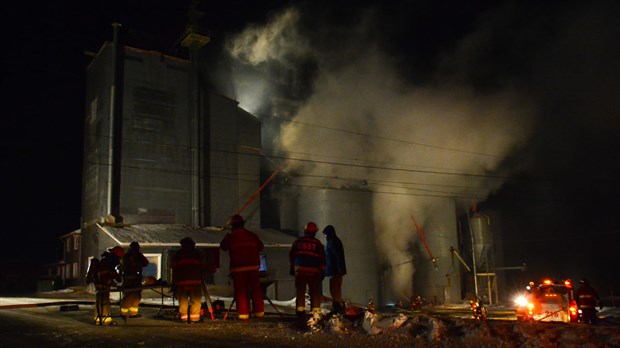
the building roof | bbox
[97,223,296,248]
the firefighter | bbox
[171,237,206,323]
[120,241,149,319]
[220,214,265,320]
[576,278,601,324]
[322,224,347,315]
[290,221,326,318]
[94,246,124,325]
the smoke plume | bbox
[224,4,536,297]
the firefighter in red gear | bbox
[120,241,149,319]
[171,237,207,323]
[94,246,124,325]
[220,214,265,320]
[576,278,601,324]
[289,221,326,318]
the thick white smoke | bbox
[225,7,312,114]
[225,6,535,298]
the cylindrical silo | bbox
[411,197,461,304]
[297,188,378,306]
[469,213,493,269]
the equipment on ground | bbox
[201,280,215,320]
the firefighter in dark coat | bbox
[220,214,265,320]
[290,221,326,317]
[94,246,124,325]
[322,225,347,314]
[120,241,149,319]
[576,278,601,324]
[171,237,206,323]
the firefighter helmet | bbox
[229,214,245,227]
[304,221,318,234]
[129,241,140,250]
[180,237,195,248]
[109,246,124,258]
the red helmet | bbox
[229,214,245,227]
[304,221,318,234]
[109,246,124,258]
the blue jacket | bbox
[324,228,346,277]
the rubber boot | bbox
[332,301,344,315]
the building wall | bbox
[119,51,192,225]
[207,95,261,229]
[80,44,262,284]
[297,188,379,306]
[59,231,81,287]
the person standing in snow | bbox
[120,241,149,319]
[94,246,124,325]
[171,237,206,323]
[290,221,326,318]
[576,278,601,324]
[220,214,265,320]
[322,225,347,315]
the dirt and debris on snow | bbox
[1,289,620,347]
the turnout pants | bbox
[94,285,113,325]
[121,276,142,317]
[176,285,202,322]
[231,270,265,319]
[295,272,322,315]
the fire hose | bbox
[410,214,438,271]
[206,163,286,231]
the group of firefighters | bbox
[86,215,347,325]
[86,242,149,325]
[86,216,605,326]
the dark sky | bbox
[3,1,620,292]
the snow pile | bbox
[362,312,409,335]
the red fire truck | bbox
[514,279,579,323]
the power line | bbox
[271,114,503,158]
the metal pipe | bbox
[465,204,478,298]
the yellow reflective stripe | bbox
[254,312,264,318]
[238,314,250,319]
[94,317,112,324]
[297,306,306,312]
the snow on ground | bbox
[2,289,620,347]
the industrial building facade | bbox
[63,27,509,307]
[77,35,299,300]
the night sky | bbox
[3,1,620,293]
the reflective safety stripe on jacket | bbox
[576,285,599,309]
[290,235,325,274]
[220,227,263,273]
[171,248,205,286]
